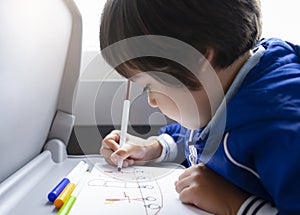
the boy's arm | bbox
[231,121,300,214]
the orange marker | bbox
[54,163,89,208]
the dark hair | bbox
[100,0,262,89]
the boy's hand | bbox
[175,163,250,215]
[100,130,162,168]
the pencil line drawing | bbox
[87,166,163,215]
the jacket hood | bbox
[227,38,300,130]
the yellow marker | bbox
[54,163,89,208]
[54,183,76,208]
[58,172,89,215]
[47,160,86,202]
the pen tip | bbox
[117,167,121,172]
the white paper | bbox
[69,163,211,215]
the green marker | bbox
[58,171,89,215]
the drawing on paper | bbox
[68,163,210,215]
[87,164,164,215]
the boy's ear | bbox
[204,48,215,65]
[197,47,215,71]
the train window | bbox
[74,0,105,50]
[74,0,300,66]
[261,0,300,43]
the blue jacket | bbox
[158,38,300,215]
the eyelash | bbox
[143,84,151,93]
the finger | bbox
[104,157,116,166]
[113,147,131,159]
[179,186,195,205]
[110,153,121,165]
[110,147,131,165]
[176,164,211,193]
[175,174,193,193]
[122,160,129,168]
[110,130,121,134]
[178,163,206,180]
[104,130,120,141]
[102,135,121,152]
[179,186,206,210]
[126,158,135,166]
[119,159,134,168]
[101,147,114,160]
[178,167,194,180]
[197,162,205,168]
[122,143,145,160]
[133,160,147,166]
[108,130,121,139]
[111,145,143,166]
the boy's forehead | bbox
[130,71,192,89]
[130,72,151,82]
[130,72,167,88]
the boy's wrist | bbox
[149,134,178,163]
[142,136,162,162]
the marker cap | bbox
[54,183,76,208]
[58,196,77,215]
[47,160,86,202]
[48,178,70,202]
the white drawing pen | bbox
[117,80,131,171]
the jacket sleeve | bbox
[231,120,300,214]
[156,123,188,164]
[256,125,300,214]
[157,123,188,142]
[237,196,278,215]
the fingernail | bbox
[198,162,205,167]
[111,154,121,164]
[123,161,128,167]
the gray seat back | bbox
[0,0,82,182]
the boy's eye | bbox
[143,84,151,93]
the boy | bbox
[99,0,300,214]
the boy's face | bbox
[131,72,214,130]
